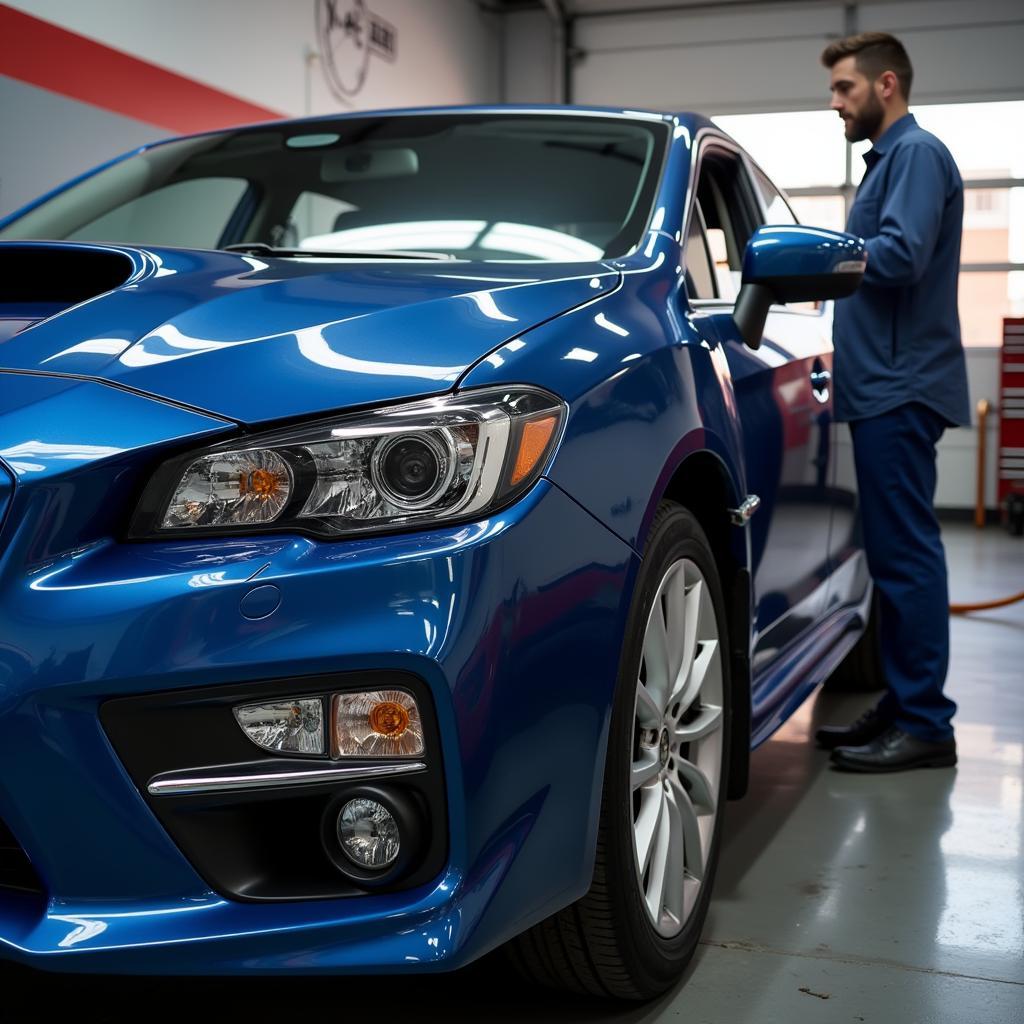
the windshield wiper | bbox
[223,243,453,261]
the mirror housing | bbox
[321,147,419,183]
[733,225,866,349]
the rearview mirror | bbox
[321,147,419,184]
[733,225,866,349]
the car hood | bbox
[0,242,619,425]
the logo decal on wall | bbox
[316,0,396,99]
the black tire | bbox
[823,587,886,693]
[507,502,731,1000]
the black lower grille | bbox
[0,817,44,894]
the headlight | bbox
[130,386,565,539]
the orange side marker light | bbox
[510,415,557,485]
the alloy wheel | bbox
[631,557,724,937]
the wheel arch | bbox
[656,449,752,801]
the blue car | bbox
[0,106,869,998]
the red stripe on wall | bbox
[0,5,284,134]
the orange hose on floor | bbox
[950,591,1024,614]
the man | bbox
[815,32,970,771]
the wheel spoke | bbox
[663,567,689,697]
[678,577,702,698]
[661,784,686,926]
[644,789,672,922]
[633,785,661,875]
[673,703,723,744]
[668,637,719,716]
[642,600,671,711]
[669,776,705,882]
[634,679,662,729]
[695,575,716,638]
[674,757,715,813]
[631,748,661,791]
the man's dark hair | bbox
[821,32,913,100]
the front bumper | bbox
[0,472,638,973]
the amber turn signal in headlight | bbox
[332,690,425,758]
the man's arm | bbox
[862,143,951,288]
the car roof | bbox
[140,105,716,150]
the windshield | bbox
[0,113,668,262]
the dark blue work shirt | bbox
[833,114,970,425]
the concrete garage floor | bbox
[3,522,1022,1021]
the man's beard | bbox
[844,91,885,142]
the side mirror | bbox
[733,225,866,349]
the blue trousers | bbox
[849,402,957,741]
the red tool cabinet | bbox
[999,317,1024,520]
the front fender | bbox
[458,252,748,561]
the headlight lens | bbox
[164,449,293,528]
[234,698,325,755]
[131,386,565,539]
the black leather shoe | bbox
[830,726,957,773]
[815,706,889,750]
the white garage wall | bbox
[503,0,1024,112]
[0,78,164,217]
[1,0,502,215]
[5,0,502,116]
[502,8,556,105]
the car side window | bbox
[749,163,818,310]
[751,165,798,226]
[683,201,717,301]
[66,177,250,249]
[693,147,758,303]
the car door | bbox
[683,139,835,676]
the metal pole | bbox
[541,0,567,104]
[976,399,991,528]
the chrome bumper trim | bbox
[148,760,426,797]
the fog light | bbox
[332,689,424,758]
[234,698,324,755]
[337,798,400,869]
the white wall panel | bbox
[574,3,844,51]
[574,34,842,114]
[2,2,501,215]
[861,25,1024,105]
[0,76,162,216]
[6,0,501,116]
[558,0,1024,113]
[861,0,1022,32]
[502,9,555,105]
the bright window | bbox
[713,101,1024,346]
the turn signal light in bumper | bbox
[234,688,425,760]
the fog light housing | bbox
[337,797,401,870]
